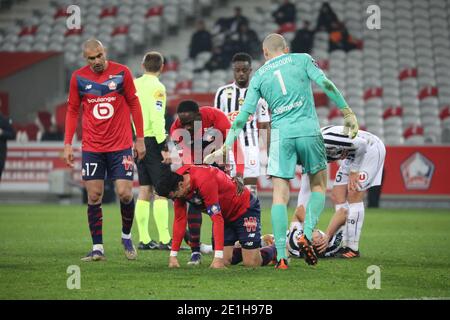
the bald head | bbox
[262,33,289,60]
[83,38,104,52]
[82,39,107,73]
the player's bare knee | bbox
[117,187,133,203]
[88,191,103,204]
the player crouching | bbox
[155,165,277,269]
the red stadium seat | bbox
[146,6,164,17]
[65,27,83,37]
[418,86,438,100]
[399,68,418,80]
[328,107,341,120]
[111,25,129,36]
[23,123,40,141]
[364,87,383,101]
[383,106,403,119]
[314,92,328,107]
[439,106,450,126]
[277,22,296,34]
[100,7,118,18]
[403,124,424,139]
[175,80,193,94]
[54,7,70,19]
[18,26,38,37]
[54,103,67,133]
[316,59,329,70]
[37,111,52,131]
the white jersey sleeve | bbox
[257,98,270,123]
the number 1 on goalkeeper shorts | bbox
[274,69,287,95]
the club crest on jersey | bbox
[108,81,117,91]
[243,217,258,232]
[358,171,368,183]
[122,155,134,171]
[207,204,221,216]
[238,98,244,106]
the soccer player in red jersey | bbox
[169,100,245,265]
[155,165,276,269]
[63,39,146,262]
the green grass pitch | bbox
[0,204,449,300]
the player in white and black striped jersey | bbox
[291,125,386,258]
[214,53,270,195]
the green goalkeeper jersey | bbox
[242,53,328,138]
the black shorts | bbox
[136,137,171,186]
[222,194,262,250]
[82,147,134,181]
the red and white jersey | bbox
[215,82,270,148]
[171,165,251,252]
[64,61,144,152]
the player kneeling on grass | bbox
[155,165,276,269]
[294,126,386,258]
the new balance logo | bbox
[85,84,92,90]
[126,172,133,176]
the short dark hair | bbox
[232,52,252,65]
[177,100,199,114]
[142,51,164,72]
[155,171,184,198]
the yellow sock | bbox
[135,199,151,244]
[154,198,171,244]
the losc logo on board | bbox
[401,152,435,190]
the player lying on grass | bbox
[294,125,386,258]
[261,202,345,259]
[155,165,276,269]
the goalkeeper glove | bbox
[203,144,229,165]
[342,106,359,139]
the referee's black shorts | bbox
[136,137,171,187]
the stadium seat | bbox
[404,125,425,145]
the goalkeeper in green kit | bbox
[204,33,359,269]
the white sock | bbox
[335,202,349,246]
[345,202,365,251]
[121,232,131,240]
[93,244,104,253]
[200,243,213,254]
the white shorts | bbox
[229,145,261,178]
[243,145,260,178]
[334,139,386,191]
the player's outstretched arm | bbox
[316,76,359,139]
[304,54,359,138]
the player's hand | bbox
[203,144,228,165]
[168,256,180,268]
[63,144,74,168]
[232,174,245,195]
[209,257,226,269]
[314,233,329,254]
[348,171,360,192]
[161,150,171,164]
[134,137,146,161]
[342,107,359,139]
